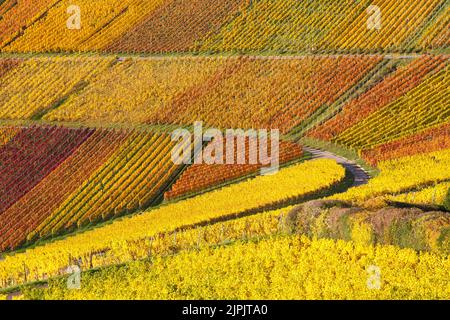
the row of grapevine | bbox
[292,201,449,252]
[2,181,449,291]
[1,0,447,53]
[307,55,448,141]
[0,206,291,289]
[0,58,21,78]
[361,122,450,165]
[334,64,449,149]
[331,149,450,204]
[419,3,450,48]
[165,139,303,200]
[34,130,182,242]
[0,129,129,252]
[2,55,445,139]
[200,0,447,53]
[0,0,59,47]
[0,126,19,146]
[0,127,183,252]
[107,0,247,53]
[325,0,443,51]
[2,0,163,53]
[199,0,365,53]
[0,57,113,119]
[388,181,450,207]
[151,56,380,133]
[44,56,380,133]
[0,159,345,287]
[24,235,450,300]
[0,126,93,216]
[43,57,224,125]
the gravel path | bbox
[303,146,371,187]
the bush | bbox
[443,188,450,212]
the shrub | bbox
[443,187,450,212]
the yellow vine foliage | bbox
[1,206,291,289]
[335,65,450,149]
[0,159,344,288]
[326,0,442,51]
[199,0,442,53]
[44,57,224,124]
[0,0,447,53]
[0,126,20,146]
[0,57,112,119]
[79,0,165,51]
[30,131,181,240]
[331,149,450,204]
[419,4,450,48]
[3,0,162,53]
[388,181,450,206]
[27,235,450,300]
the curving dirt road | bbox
[303,146,370,187]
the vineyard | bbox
[0,57,113,119]
[0,0,449,54]
[0,56,381,132]
[0,127,184,251]
[330,149,450,204]
[0,0,449,302]
[361,122,450,165]
[19,236,450,300]
[165,138,304,200]
[0,160,346,288]
[333,65,449,149]
[307,55,448,141]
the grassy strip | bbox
[0,118,186,134]
[0,51,440,60]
